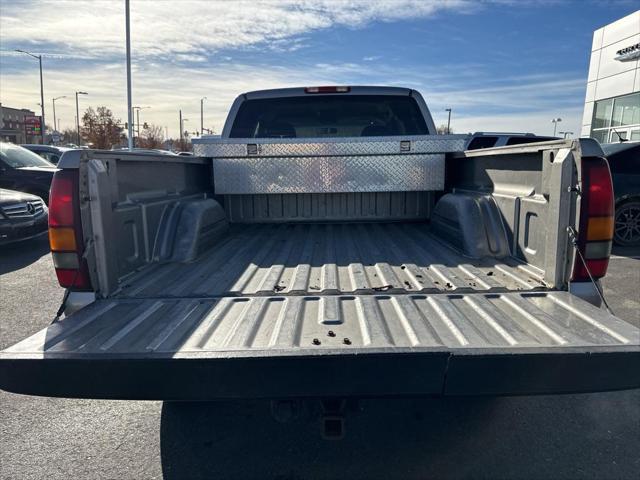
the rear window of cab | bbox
[230,95,429,138]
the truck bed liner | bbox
[118,222,546,299]
[1,291,638,399]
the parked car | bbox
[0,188,48,245]
[0,142,57,204]
[602,142,640,246]
[110,147,177,155]
[0,86,638,407]
[21,144,72,165]
[466,132,558,150]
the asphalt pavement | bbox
[1,236,639,480]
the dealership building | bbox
[582,10,640,143]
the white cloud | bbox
[0,0,476,58]
[0,61,349,136]
[423,76,586,110]
[442,107,584,138]
[0,56,584,138]
[0,0,585,139]
[174,54,208,63]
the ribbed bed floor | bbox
[117,222,547,299]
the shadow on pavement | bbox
[160,392,640,480]
[0,235,50,275]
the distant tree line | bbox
[81,106,123,149]
[68,105,176,150]
[436,124,453,135]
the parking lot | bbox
[0,236,638,480]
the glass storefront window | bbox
[592,98,613,129]
[591,130,608,143]
[610,130,628,142]
[591,93,640,143]
[611,92,640,127]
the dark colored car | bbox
[0,142,57,204]
[0,188,48,246]
[466,132,558,150]
[21,144,72,165]
[602,142,640,246]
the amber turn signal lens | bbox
[587,216,614,241]
[49,227,77,251]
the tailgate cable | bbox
[567,227,614,315]
[53,238,94,323]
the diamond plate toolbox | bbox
[192,134,468,157]
[193,135,467,194]
[212,153,444,194]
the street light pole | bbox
[182,118,189,139]
[125,0,134,151]
[132,106,150,147]
[38,55,45,142]
[551,118,562,136]
[179,111,189,150]
[76,93,80,145]
[200,97,207,135]
[52,96,66,139]
[445,108,452,135]
[75,91,88,145]
[16,49,45,143]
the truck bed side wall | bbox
[443,142,577,287]
[81,153,213,295]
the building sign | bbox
[24,115,42,135]
[614,42,640,62]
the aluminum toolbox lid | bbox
[192,134,469,158]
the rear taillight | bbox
[49,169,92,290]
[571,157,614,281]
[304,86,350,94]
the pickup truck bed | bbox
[117,222,546,298]
[2,221,638,400]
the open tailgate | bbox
[0,291,638,399]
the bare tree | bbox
[138,124,165,149]
[436,124,453,135]
[177,131,191,152]
[81,106,123,149]
[60,128,77,145]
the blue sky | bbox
[1,0,638,137]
